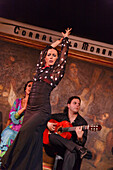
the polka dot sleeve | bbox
[50,37,70,86]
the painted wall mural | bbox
[0,39,113,170]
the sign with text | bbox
[0,17,113,59]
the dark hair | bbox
[67,96,81,104]
[45,46,59,57]
[24,80,33,92]
[41,46,59,67]
[63,96,81,114]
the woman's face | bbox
[25,82,33,95]
[45,49,58,66]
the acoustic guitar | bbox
[43,119,102,144]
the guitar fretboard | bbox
[60,125,88,132]
[58,124,102,132]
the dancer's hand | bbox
[51,28,72,48]
[62,28,72,38]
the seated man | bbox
[43,96,88,170]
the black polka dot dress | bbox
[1,37,70,170]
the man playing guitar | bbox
[44,96,88,170]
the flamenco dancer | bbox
[1,28,72,170]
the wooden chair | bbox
[43,146,54,170]
[43,146,63,170]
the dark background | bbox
[0,0,113,44]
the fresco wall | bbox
[0,39,113,170]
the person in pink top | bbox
[0,81,33,158]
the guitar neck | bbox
[60,124,102,132]
[68,125,88,131]
[61,125,88,132]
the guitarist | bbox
[44,96,88,170]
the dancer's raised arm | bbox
[51,28,72,48]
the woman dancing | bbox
[1,28,72,170]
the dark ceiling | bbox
[0,0,113,45]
